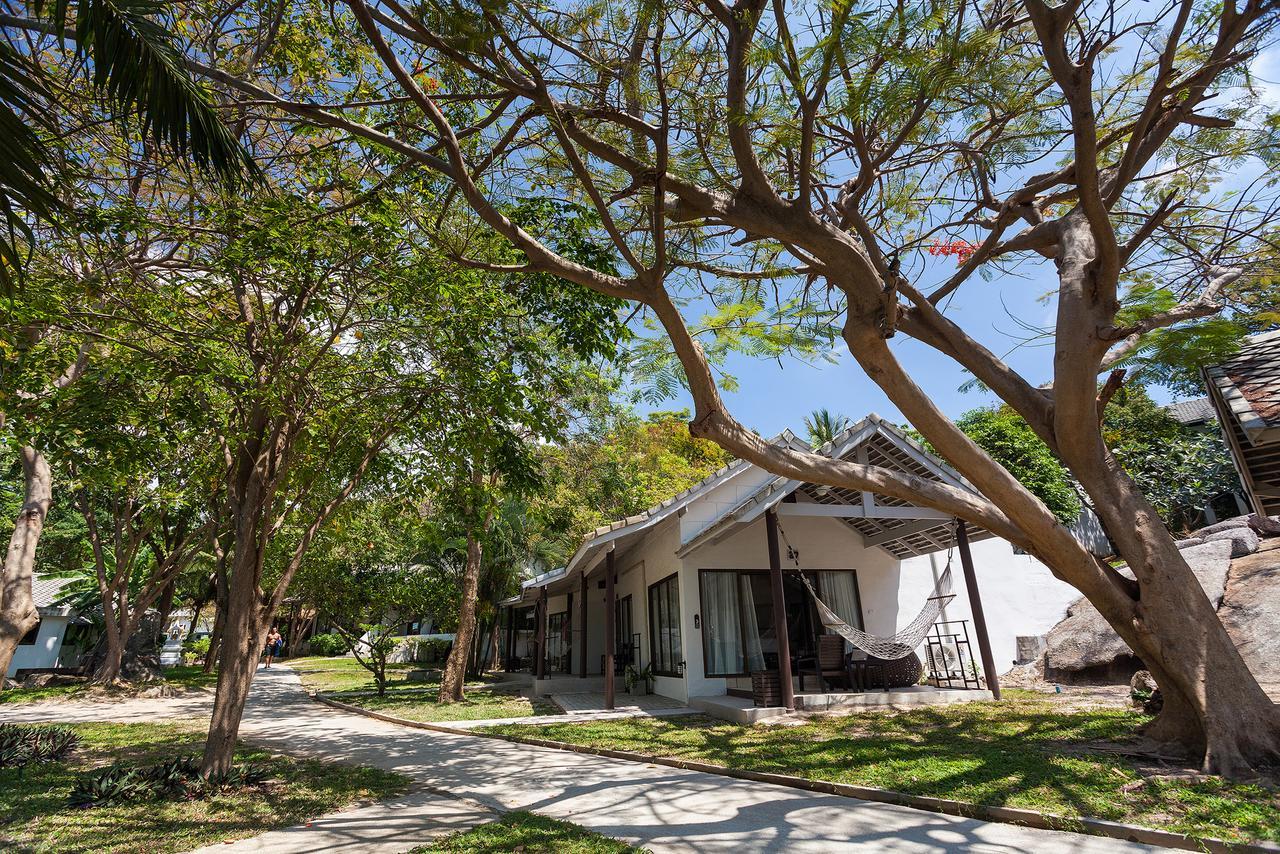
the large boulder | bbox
[1194,516,1251,537]
[1203,527,1260,557]
[1044,540,1233,680]
[1218,542,1280,684]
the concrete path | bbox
[3,666,1159,853]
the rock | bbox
[1248,514,1280,537]
[1129,670,1162,714]
[1219,544,1280,683]
[1203,527,1260,557]
[1044,540,1234,674]
[1195,516,1251,537]
[20,673,86,689]
[1175,537,1205,549]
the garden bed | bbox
[0,721,409,853]
[479,690,1280,845]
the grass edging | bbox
[312,692,1279,854]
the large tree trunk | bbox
[0,447,52,683]
[93,622,126,684]
[155,580,178,646]
[840,319,1280,776]
[439,529,482,703]
[200,547,268,778]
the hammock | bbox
[799,568,955,660]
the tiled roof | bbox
[31,575,76,610]
[1205,329,1280,444]
[1166,397,1215,426]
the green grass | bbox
[481,691,1280,844]
[412,811,637,853]
[0,721,409,854]
[289,656,557,721]
[0,665,218,705]
[287,656,431,694]
[347,688,561,722]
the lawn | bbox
[345,688,561,722]
[290,656,560,721]
[0,665,218,705]
[0,721,409,854]
[412,811,636,853]
[481,690,1280,844]
[287,655,430,694]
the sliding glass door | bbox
[699,569,863,677]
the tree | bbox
[0,0,257,288]
[182,0,1280,773]
[804,409,852,447]
[951,408,1082,525]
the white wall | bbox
[679,512,901,699]
[898,537,1079,674]
[7,615,69,677]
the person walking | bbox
[263,627,284,668]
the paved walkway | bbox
[2,666,1158,853]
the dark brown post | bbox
[504,606,515,671]
[956,520,1001,700]
[604,549,616,710]
[579,572,588,678]
[534,587,548,681]
[566,591,574,675]
[765,509,795,710]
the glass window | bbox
[18,621,40,645]
[648,574,682,677]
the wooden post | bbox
[604,549,616,710]
[534,588,548,681]
[956,521,1001,700]
[765,509,796,711]
[566,591,574,675]
[579,572,588,678]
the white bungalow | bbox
[6,575,89,678]
[499,415,1092,721]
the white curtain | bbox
[819,571,863,653]
[701,573,743,675]
[739,575,766,672]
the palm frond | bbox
[59,0,260,184]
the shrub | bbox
[182,635,212,665]
[413,637,452,663]
[68,754,269,808]
[306,632,348,657]
[0,723,80,769]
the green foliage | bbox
[305,633,348,657]
[950,408,1082,525]
[67,753,269,807]
[804,409,852,447]
[0,723,80,769]
[182,635,211,665]
[529,408,735,565]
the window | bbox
[18,621,40,645]
[699,569,863,677]
[647,573,682,677]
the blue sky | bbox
[636,41,1280,441]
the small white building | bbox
[7,576,86,678]
[499,416,1087,718]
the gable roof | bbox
[1204,329,1280,446]
[505,417,987,603]
[1166,397,1216,427]
[677,414,980,560]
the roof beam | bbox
[776,503,952,520]
[862,518,951,547]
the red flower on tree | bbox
[927,238,979,265]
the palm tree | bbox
[803,408,852,448]
[1,0,259,288]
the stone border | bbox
[311,692,1279,854]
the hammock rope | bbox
[778,516,957,660]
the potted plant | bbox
[624,663,653,696]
